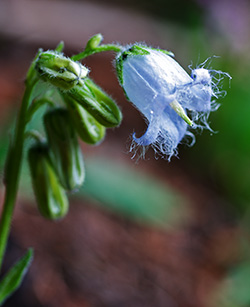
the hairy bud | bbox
[65,95,106,144]
[35,51,89,90]
[44,108,85,190]
[85,33,103,51]
[28,143,69,220]
[64,78,122,127]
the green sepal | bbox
[64,95,106,145]
[35,51,89,90]
[116,44,174,85]
[55,41,64,52]
[149,47,174,57]
[0,249,33,306]
[116,45,150,85]
[65,78,122,128]
[43,108,85,190]
[28,143,69,219]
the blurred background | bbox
[0,0,250,306]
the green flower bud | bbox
[65,78,122,127]
[64,95,106,145]
[85,33,103,51]
[44,108,85,190]
[35,51,89,90]
[28,143,68,220]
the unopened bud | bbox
[65,78,122,127]
[85,33,103,51]
[28,143,68,220]
[44,108,85,190]
[65,95,106,144]
[35,51,89,90]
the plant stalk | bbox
[71,44,122,61]
[0,81,36,271]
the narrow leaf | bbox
[0,248,33,305]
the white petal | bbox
[177,83,213,112]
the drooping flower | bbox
[116,44,230,159]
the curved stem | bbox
[0,81,37,271]
[25,130,46,143]
[71,44,122,61]
[26,97,54,124]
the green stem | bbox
[25,130,46,143]
[0,80,37,271]
[26,97,54,124]
[71,44,122,61]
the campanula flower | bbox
[116,44,230,159]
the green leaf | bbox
[79,158,189,228]
[211,261,250,307]
[0,249,33,305]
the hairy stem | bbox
[71,44,122,61]
[0,81,36,271]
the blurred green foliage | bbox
[212,261,250,307]
[80,158,187,227]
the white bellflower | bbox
[116,44,230,159]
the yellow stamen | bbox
[170,100,193,126]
